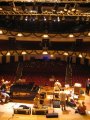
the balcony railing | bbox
[0,0,90,3]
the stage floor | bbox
[0,87,90,120]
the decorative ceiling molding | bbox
[0,29,90,42]
[0,50,90,64]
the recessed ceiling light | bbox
[22,51,27,55]
[50,54,54,57]
[0,30,3,34]
[63,52,68,56]
[42,51,48,55]
[17,33,23,37]
[88,32,90,36]
[78,54,82,58]
[42,34,49,39]
[69,34,74,38]
[6,52,10,56]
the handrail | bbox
[0,10,90,17]
[0,0,90,3]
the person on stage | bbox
[75,101,86,115]
[60,89,67,111]
[0,91,10,103]
[0,78,6,92]
[86,78,90,95]
[54,80,62,91]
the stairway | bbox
[65,57,72,86]
[15,62,23,82]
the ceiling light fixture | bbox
[17,33,23,37]
[68,34,74,38]
[0,7,3,11]
[42,34,49,39]
[0,30,3,34]
[88,32,90,36]
[50,54,54,58]
[6,52,11,56]
[63,52,69,56]
[22,51,27,55]
[78,53,82,58]
[57,16,60,22]
[42,50,48,55]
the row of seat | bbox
[0,61,90,87]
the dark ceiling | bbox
[0,1,90,34]
[0,1,90,53]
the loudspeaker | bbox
[8,37,16,49]
[53,100,60,108]
[76,38,83,42]
[73,38,83,51]
[46,113,58,118]
[40,92,46,99]
[40,99,44,104]
[2,56,6,64]
[84,58,89,65]
[75,38,83,46]
[19,55,23,62]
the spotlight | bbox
[64,4,71,12]
[71,3,79,12]
[12,1,17,12]
[57,16,60,22]
[25,16,28,21]
[53,3,59,13]
[43,16,47,21]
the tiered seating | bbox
[72,64,90,87]
[0,60,90,89]
[0,62,18,74]
[22,60,66,87]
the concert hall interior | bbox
[0,0,90,120]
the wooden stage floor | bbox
[0,86,90,120]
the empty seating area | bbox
[0,60,90,88]
[72,64,90,87]
[22,60,66,86]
